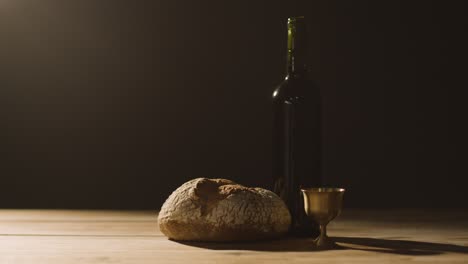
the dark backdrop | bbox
[0,0,466,209]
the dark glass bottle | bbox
[272,17,321,237]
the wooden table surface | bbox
[0,209,467,263]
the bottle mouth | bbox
[288,16,305,23]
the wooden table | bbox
[0,209,467,263]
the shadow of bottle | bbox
[175,236,468,255]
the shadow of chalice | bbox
[301,188,345,249]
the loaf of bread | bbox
[158,178,291,241]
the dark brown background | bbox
[0,0,466,209]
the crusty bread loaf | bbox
[158,178,291,241]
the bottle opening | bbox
[288,16,305,23]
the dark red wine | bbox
[272,17,321,237]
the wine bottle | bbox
[272,16,322,237]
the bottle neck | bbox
[286,17,308,76]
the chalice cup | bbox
[301,188,345,248]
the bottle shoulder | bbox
[272,75,317,102]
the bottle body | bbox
[272,75,321,236]
[272,17,321,237]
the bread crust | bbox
[158,178,291,241]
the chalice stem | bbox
[315,224,332,247]
[320,224,327,240]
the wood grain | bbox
[0,209,466,264]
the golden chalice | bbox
[301,188,345,248]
